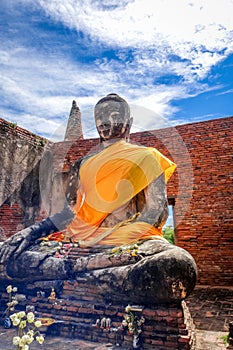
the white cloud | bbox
[38,0,233,46]
[37,0,233,79]
[0,104,63,139]
[0,43,187,139]
[130,104,171,132]
[217,88,233,96]
[1,0,233,140]
[0,47,115,124]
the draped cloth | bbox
[47,140,176,246]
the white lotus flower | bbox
[36,335,45,344]
[6,285,12,294]
[27,312,35,323]
[34,320,42,328]
[12,336,20,345]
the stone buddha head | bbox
[94,93,133,142]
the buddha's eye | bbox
[98,123,111,130]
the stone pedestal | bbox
[0,242,197,349]
[0,285,196,349]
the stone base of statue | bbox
[0,284,196,349]
[0,237,197,349]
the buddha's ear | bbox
[125,117,133,140]
[129,117,133,129]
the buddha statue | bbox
[48,287,56,300]
[0,93,197,304]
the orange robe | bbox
[49,140,176,246]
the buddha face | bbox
[95,96,132,141]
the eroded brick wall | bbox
[0,118,49,238]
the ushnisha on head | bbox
[94,93,133,142]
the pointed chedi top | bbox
[64,100,83,141]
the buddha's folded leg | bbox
[77,241,197,304]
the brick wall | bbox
[0,284,195,350]
[0,203,24,240]
[171,119,233,286]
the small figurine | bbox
[100,317,106,328]
[48,287,56,300]
[26,305,35,313]
[95,318,101,327]
[106,317,111,329]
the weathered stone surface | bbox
[0,235,197,304]
[71,240,197,304]
[0,119,49,229]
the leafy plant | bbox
[9,122,17,129]
[163,226,175,244]
[220,334,229,345]
[111,243,140,257]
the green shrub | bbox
[162,226,175,244]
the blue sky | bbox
[1,0,233,141]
